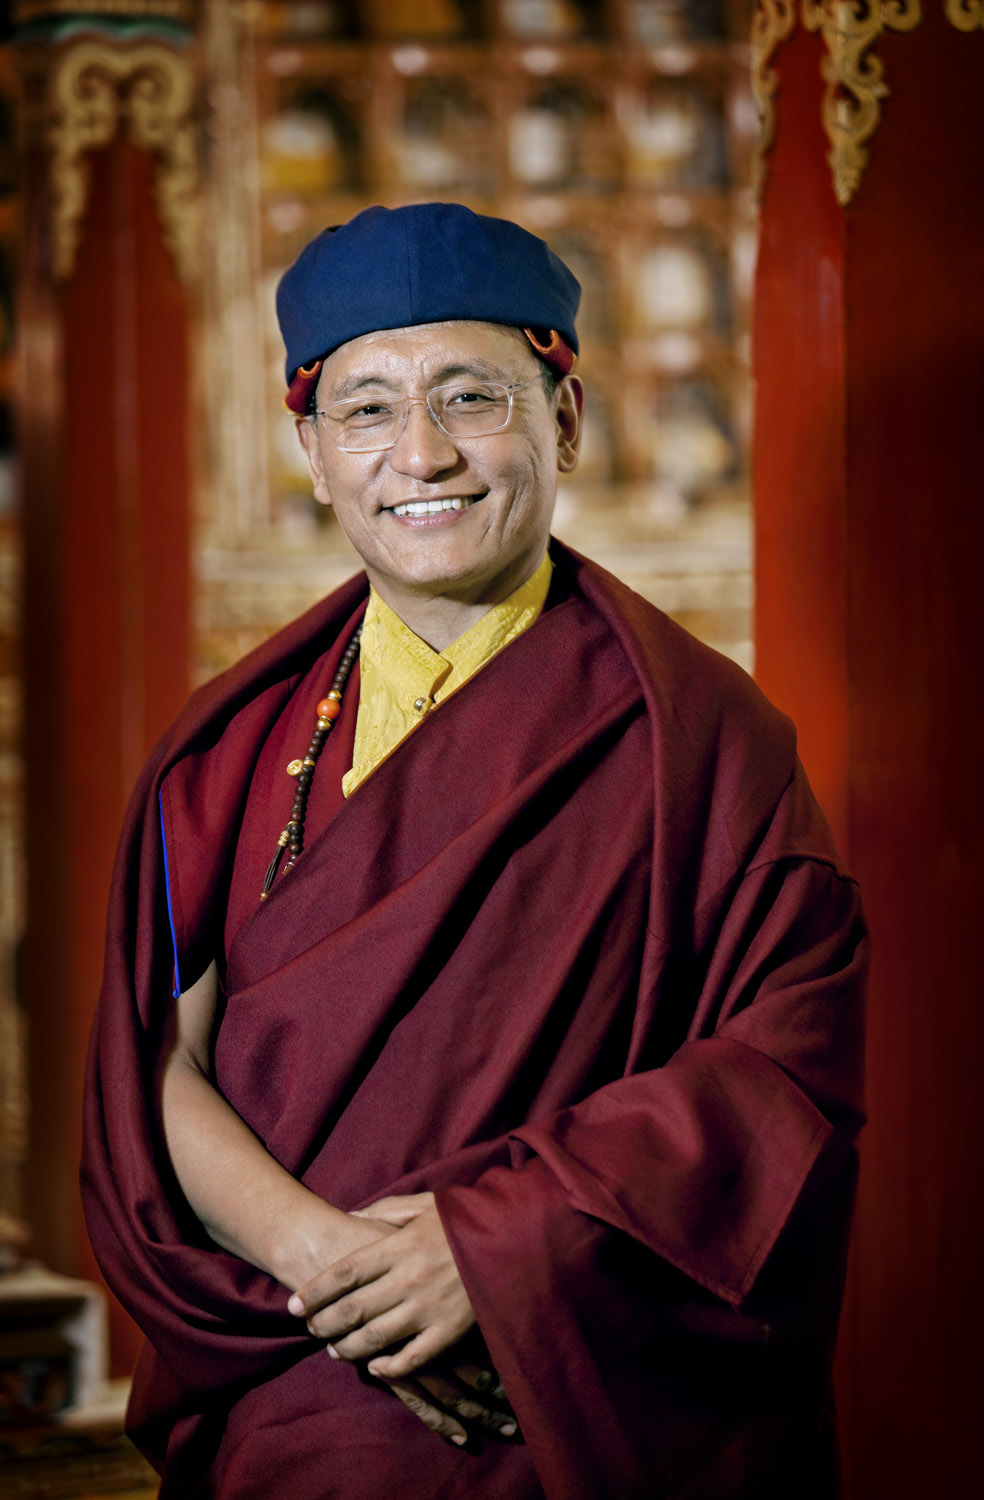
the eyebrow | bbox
[328,360,519,401]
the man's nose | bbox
[387,399,460,477]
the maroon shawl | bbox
[82,543,866,1499]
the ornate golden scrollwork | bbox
[46,39,199,282]
[945,0,984,28]
[751,0,798,194]
[802,0,922,205]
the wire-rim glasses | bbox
[313,376,543,453]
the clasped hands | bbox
[287,1191,517,1447]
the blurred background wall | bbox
[0,2,981,1495]
[193,0,759,682]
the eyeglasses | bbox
[313,377,543,453]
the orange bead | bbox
[316,697,341,720]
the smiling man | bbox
[294,318,581,649]
[83,204,866,1500]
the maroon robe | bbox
[82,542,866,1499]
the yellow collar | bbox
[343,553,553,795]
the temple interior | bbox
[0,2,981,1496]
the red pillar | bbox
[20,50,194,1373]
[753,11,984,1496]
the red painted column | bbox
[754,11,984,1497]
[20,99,193,1369]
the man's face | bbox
[295,321,582,613]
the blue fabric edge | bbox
[159,787,182,999]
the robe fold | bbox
[82,542,866,1499]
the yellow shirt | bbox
[343,553,553,796]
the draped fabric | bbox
[82,543,866,1499]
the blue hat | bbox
[277,203,581,413]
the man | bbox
[82,203,866,1500]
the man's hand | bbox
[379,1360,518,1448]
[287,1193,474,1378]
[288,1193,519,1446]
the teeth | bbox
[392,497,476,518]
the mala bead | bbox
[260,619,363,900]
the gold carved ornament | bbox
[944,0,984,27]
[46,39,199,283]
[751,0,984,203]
[801,0,922,205]
[750,0,798,193]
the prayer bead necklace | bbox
[260,622,363,900]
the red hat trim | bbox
[523,328,577,376]
[284,359,323,415]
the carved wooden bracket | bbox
[945,0,984,26]
[751,0,798,195]
[753,0,981,204]
[802,0,922,205]
[45,38,199,282]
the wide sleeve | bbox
[81,736,313,1405]
[82,587,376,1441]
[80,680,346,1450]
[434,778,867,1499]
[504,856,866,1304]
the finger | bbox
[416,1370,517,1438]
[327,1305,419,1362]
[288,1242,394,1318]
[472,1368,511,1406]
[305,1283,402,1344]
[358,1193,433,1226]
[459,1362,504,1396]
[366,1325,462,1381]
[452,1364,515,1419]
[383,1376,469,1448]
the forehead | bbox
[318,320,536,391]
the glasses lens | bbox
[431,383,511,437]
[325,397,401,451]
[320,381,517,451]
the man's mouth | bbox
[390,496,481,518]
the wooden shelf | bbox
[246,0,756,517]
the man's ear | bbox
[554,375,584,474]
[295,416,333,508]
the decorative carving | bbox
[46,40,199,281]
[945,0,984,28]
[750,0,798,194]
[802,0,922,205]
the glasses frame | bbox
[312,376,544,454]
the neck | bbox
[376,598,495,653]
[366,558,546,652]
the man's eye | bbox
[340,401,393,425]
[445,387,499,409]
